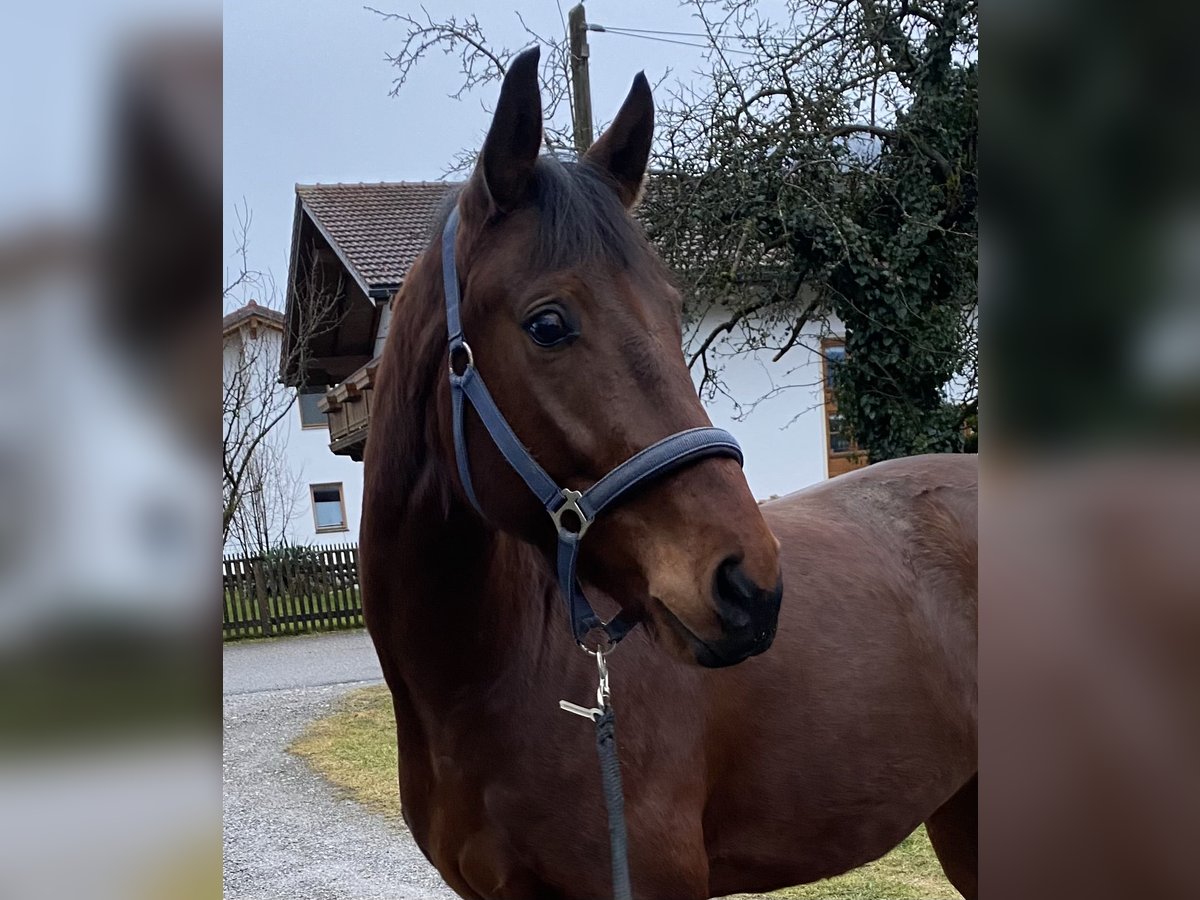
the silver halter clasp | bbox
[549,488,592,540]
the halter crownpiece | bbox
[441,206,744,647]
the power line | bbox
[591,25,751,42]
[555,0,568,38]
[591,26,757,56]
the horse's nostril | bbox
[714,556,756,627]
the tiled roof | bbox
[222,299,284,335]
[295,181,460,290]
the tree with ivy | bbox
[645,0,977,460]
[375,0,977,461]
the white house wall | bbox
[687,313,838,500]
[223,325,364,553]
[277,391,365,547]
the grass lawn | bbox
[289,685,956,899]
[290,685,402,819]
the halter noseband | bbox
[442,207,744,647]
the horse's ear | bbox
[584,72,654,208]
[470,46,543,215]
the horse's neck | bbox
[381,493,560,712]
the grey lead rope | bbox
[594,708,633,900]
[560,650,633,899]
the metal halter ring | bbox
[578,622,619,654]
[448,340,474,376]
[549,488,592,540]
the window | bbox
[298,390,326,428]
[821,339,868,478]
[827,414,853,454]
[310,483,348,532]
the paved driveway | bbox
[223,631,458,899]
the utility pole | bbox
[568,3,594,154]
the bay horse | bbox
[361,47,977,900]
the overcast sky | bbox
[223,1,741,304]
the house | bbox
[222,299,365,552]
[281,181,864,501]
[281,181,458,462]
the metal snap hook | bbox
[592,646,611,709]
[559,643,613,720]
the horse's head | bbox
[442,47,782,667]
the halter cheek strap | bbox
[442,207,744,647]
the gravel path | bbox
[223,631,459,900]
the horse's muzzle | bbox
[660,560,782,668]
[705,559,782,665]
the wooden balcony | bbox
[318,359,378,461]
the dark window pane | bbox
[299,391,326,427]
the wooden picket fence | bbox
[222,543,363,639]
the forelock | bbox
[431,154,651,271]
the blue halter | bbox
[442,206,744,647]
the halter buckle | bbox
[549,488,592,540]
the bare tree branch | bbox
[222,208,345,544]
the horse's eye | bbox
[523,308,574,347]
